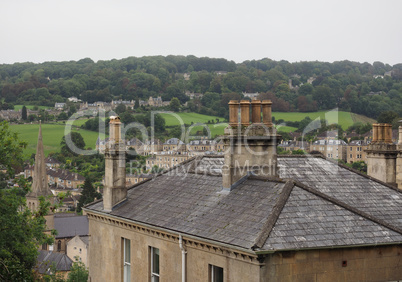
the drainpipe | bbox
[179,234,187,282]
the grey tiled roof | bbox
[54,215,89,238]
[278,156,402,230]
[263,186,402,250]
[36,251,73,274]
[85,155,402,251]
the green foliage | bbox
[0,121,27,178]
[77,178,101,213]
[169,97,181,112]
[60,132,86,156]
[22,105,27,120]
[66,257,89,282]
[377,110,399,124]
[1,56,401,120]
[0,180,54,280]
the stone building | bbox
[146,152,192,170]
[346,140,369,164]
[54,214,89,254]
[66,235,89,267]
[84,102,402,281]
[310,139,347,161]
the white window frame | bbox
[123,238,131,282]
[150,246,159,282]
[209,264,224,282]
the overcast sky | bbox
[1,0,401,65]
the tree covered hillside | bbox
[0,56,401,119]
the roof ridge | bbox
[252,180,295,249]
[293,180,402,236]
[280,154,401,194]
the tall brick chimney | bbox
[222,100,280,191]
[103,116,127,212]
[366,123,398,187]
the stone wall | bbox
[87,214,260,281]
[261,245,402,281]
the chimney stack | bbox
[103,116,127,212]
[397,120,402,189]
[366,123,398,188]
[222,100,280,191]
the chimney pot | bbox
[240,100,251,126]
[262,100,273,127]
[251,100,262,123]
[228,100,240,126]
[372,124,378,142]
[384,123,393,143]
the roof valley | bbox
[252,180,295,249]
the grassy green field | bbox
[10,123,102,157]
[275,125,298,133]
[272,111,375,130]
[13,105,50,110]
[160,112,223,126]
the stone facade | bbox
[366,123,400,188]
[262,245,402,281]
[66,235,89,267]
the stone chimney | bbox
[396,120,402,189]
[366,123,399,187]
[103,116,127,212]
[222,100,280,191]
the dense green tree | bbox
[377,110,399,124]
[114,104,127,114]
[21,105,27,120]
[0,123,54,280]
[170,97,181,112]
[57,112,68,120]
[60,132,86,156]
[0,121,27,178]
[77,178,101,213]
[66,258,89,282]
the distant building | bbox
[35,251,73,279]
[66,235,89,267]
[310,139,347,161]
[54,103,66,110]
[347,140,369,164]
[68,97,81,102]
[242,92,259,99]
[0,109,22,120]
[53,214,89,254]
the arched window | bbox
[57,240,61,252]
[32,202,35,211]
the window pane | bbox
[152,248,159,274]
[211,265,223,282]
[125,239,131,263]
[124,265,131,282]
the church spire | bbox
[29,122,52,197]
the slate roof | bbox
[36,251,73,274]
[54,215,89,239]
[85,155,402,252]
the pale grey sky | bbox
[1,0,401,65]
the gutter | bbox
[254,241,402,255]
